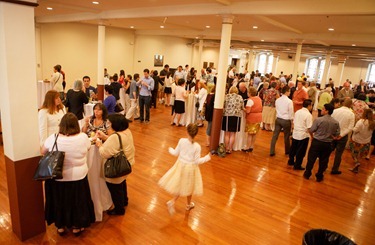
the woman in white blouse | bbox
[41,113,94,236]
[349,109,375,173]
[195,81,208,127]
[171,78,188,126]
[38,90,66,147]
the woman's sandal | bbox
[72,228,85,237]
[57,228,66,236]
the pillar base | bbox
[5,156,46,241]
[210,108,223,152]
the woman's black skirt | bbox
[44,176,95,228]
[222,116,241,132]
[174,100,185,114]
[164,87,172,94]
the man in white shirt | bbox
[173,65,185,82]
[288,99,313,170]
[330,98,355,174]
[228,67,236,79]
[270,86,294,156]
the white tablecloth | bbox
[37,80,53,108]
[219,111,248,151]
[87,145,112,222]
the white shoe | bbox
[166,200,175,215]
[186,202,195,211]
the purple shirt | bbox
[104,95,117,114]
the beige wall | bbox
[134,35,192,73]
[104,27,135,79]
[37,22,371,88]
[40,23,98,90]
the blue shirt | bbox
[138,76,154,96]
[104,95,117,114]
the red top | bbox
[246,96,263,123]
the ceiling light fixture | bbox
[328,28,334,31]
[195,37,199,39]
[130,26,134,29]
[261,39,264,42]
[253,26,258,29]
[352,44,356,46]
[160,25,165,28]
[92,1,99,4]
[46,7,53,10]
[206,25,211,28]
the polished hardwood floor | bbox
[1,105,374,244]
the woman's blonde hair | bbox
[41,90,64,114]
[229,86,238,94]
[199,81,207,90]
[248,87,257,97]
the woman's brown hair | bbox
[41,90,64,114]
[363,109,375,131]
[187,123,198,140]
[59,113,80,136]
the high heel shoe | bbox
[350,163,360,173]
[72,228,85,237]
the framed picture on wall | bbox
[154,55,164,67]
[209,62,214,68]
[203,62,208,69]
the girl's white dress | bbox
[159,138,210,196]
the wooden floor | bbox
[1,105,375,244]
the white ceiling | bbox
[34,0,375,60]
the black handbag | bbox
[104,132,132,178]
[115,102,124,112]
[33,134,65,181]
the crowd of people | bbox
[38,62,375,236]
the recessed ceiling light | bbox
[160,25,165,28]
[130,26,134,29]
[46,7,53,10]
[352,44,356,46]
[205,25,211,28]
[328,28,334,31]
[261,40,264,42]
[253,26,258,29]
[195,37,199,39]
[92,1,99,4]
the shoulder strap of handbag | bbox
[52,133,59,152]
[54,74,61,87]
[114,132,123,152]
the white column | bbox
[97,25,105,86]
[0,0,45,240]
[247,50,255,72]
[198,39,203,70]
[292,42,303,81]
[335,56,346,87]
[215,15,234,109]
[321,52,332,87]
[272,54,279,75]
[210,15,234,151]
[97,25,105,100]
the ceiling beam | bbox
[36,0,375,23]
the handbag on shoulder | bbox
[33,134,65,181]
[115,102,124,112]
[104,132,132,178]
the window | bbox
[305,57,325,82]
[367,63,375,86]
[256,53,273,75]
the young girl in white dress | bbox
[159,124,211,215]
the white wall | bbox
[202,47,220,69]
[133,35,192,73]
